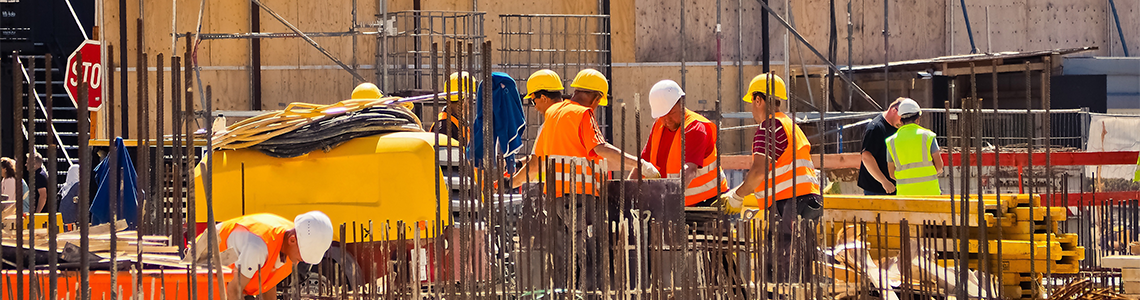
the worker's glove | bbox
[719,187,745,215]
[640,160,662,179]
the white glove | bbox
[639,160,662,179]
[720,187,745,215]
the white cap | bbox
[897,98,921,117]
[649,80,685,119]
[294,211,334,264]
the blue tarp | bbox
[90,137,140,228]
[468,72,527,173]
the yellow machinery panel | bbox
[195,132,452,238]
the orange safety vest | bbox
[533,100,606,196]
[217,213,295,296]
[645,109,728,206]
[753,112,820,208]
[431,111,469,145]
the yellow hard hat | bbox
[570,69,609,106]
[524,69,564,99]
[743,73,788,103]
[351,83,383,99]
[445,72,477,102]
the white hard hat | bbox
[294,211,334,264]
[897,98,921,117]
[649,80,685,119]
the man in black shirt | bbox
[26,152,48,213]
[857,98,904,195]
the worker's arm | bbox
[888,161,896,179]
[682,163,699,187]
[226,274,251,300]
[593,143,657,177]
[35,187,46,213]
[259,286,278,300]
[510,155,540,188]
[733,153,771,199]
[933,150,944,174]
[862,151,896,193]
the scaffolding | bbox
[498,14,611,150]
[382,10,485,95]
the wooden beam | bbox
[942,62,1047,76]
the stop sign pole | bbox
[65,40,103,139]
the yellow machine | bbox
[193,131,452,235]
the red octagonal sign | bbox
[65,40,103,111]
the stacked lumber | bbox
[1102,256,1140,299]
[822,194,1084,300]
[0,220,191,269]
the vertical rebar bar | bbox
[77,50,92,300]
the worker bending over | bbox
[640,79,728,206]
[430,72,475,146]
[720,73,821,283]
[193,211,334,300]
[858,99,903,195]
[512,69,568,188]
[885,98,944,195]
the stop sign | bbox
[65,40,103,111]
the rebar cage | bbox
[382,11,486,95]
[498,14,612,151]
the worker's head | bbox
[569,69,609,108]
[0,157,14,179]
[525,69,566,114]
[744,73,787,122]
[446,72,477,102]
[649,80,687,130]
[25,152,42,171]
[896,98,922,125]
[884,97,908,126]
[351,83,384,100]
[284,211,334,265]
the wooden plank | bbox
[1012,207,1068,222]
[942,62,1047,76]
[1102,256,1140,269]
[823,209,1000,227]
[823,195,1001,213]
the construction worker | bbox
[640,79,728,206]
[430,72,475,146]
[719,73,821,283]
[194,211,334,300]
[858,98,904,195]
[351,82,383,100]
[885,98,944,195]
[524,68,660,291]
[511,69,566,188]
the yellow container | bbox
[194,132,453,240]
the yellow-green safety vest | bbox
[1134,154,1139,182]
[886,124,941,195]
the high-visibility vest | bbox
[645,109,728,206]
[533,100,606,196]
[217,213,295,296]
[885,123,941,195]
[431,110,469,145]
[752,112,820,208]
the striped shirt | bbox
[752,119,788,160]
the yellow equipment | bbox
[743,73,788,102]
[569,69,609,106]
[524,69,564,99]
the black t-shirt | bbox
[857,115,898,193]
[28,168,48,212]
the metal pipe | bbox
[883,0,889,105]
[1108,0,1130,56]
[155,53,165,237]
[681,0,687,90]
[249,0,367,82]
[958,0,979,54]
[119,0,129,138]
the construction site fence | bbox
[813,108,1092,154]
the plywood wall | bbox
[95,0,1135,142]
